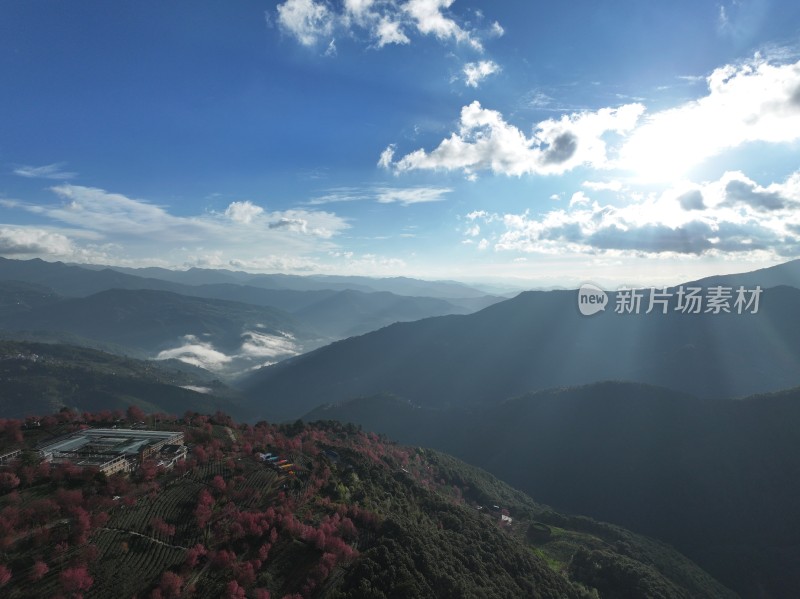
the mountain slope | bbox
[292,289,478,338]
[0,288,317,375]
[173,285,497,339]
[689,258,800,289]
[0,257,184,297]
[304,381,800,598]
[0,281,61,317]
[241,285,800,420]
[0,412,735,598]
[0,340,246,419]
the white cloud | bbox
[156,331,301,375]
[375,187,450,205]
[46,184,189,237]
[156,335,234,372]
[327,250,408,274]
[718,5,730,31]
[268,209,344,237]
[276,0,334,46]
[618,57,800,180]
[375,16,410,46]
[403,0,482,50]
[466,209,491,221]
[378,144,396,168]
[386,56,800,182]
[390,100,644,177]
[2,184,350,271]
[180,385,212,394]
[13,163,77,180]
[489,21,504,37]
[463,170,800,259]
[677,74,705,83]
[0,226,75,256]
[569,191,590,207]
[225,255,321,272]
[325,38,337,56]
[224,200,264,224]
[463,60,499,88]
[45,185,346,239]
[239,331,301,359]
[309,185,451,205]
[344,0,374,19]
[276,0,491,52]
[582,180,623,192]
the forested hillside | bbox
[0,341,245,420]
[305,382,800,597]
[0,410,734,598]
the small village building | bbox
[38,428,185,475]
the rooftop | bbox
[39,428,183,457]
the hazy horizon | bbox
[15,254,793,293]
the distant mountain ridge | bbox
[0,258,501,351]
[77,261,494,298]
[241,284,800,420]
[0,285,317,375]
[686,258,800,290]
[1,287,306,351]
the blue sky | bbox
[2,0,800,287]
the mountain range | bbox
[241,283,800,420]
[89,263,502,298]
[0,258,501,374]
[2,256,800,597]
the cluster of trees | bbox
[0,462,130,596]
[0,410,359,596]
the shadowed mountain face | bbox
[304,382,800,598]
[290,289,483,338]
[242,285,800,421]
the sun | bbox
[617,121,699,183]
